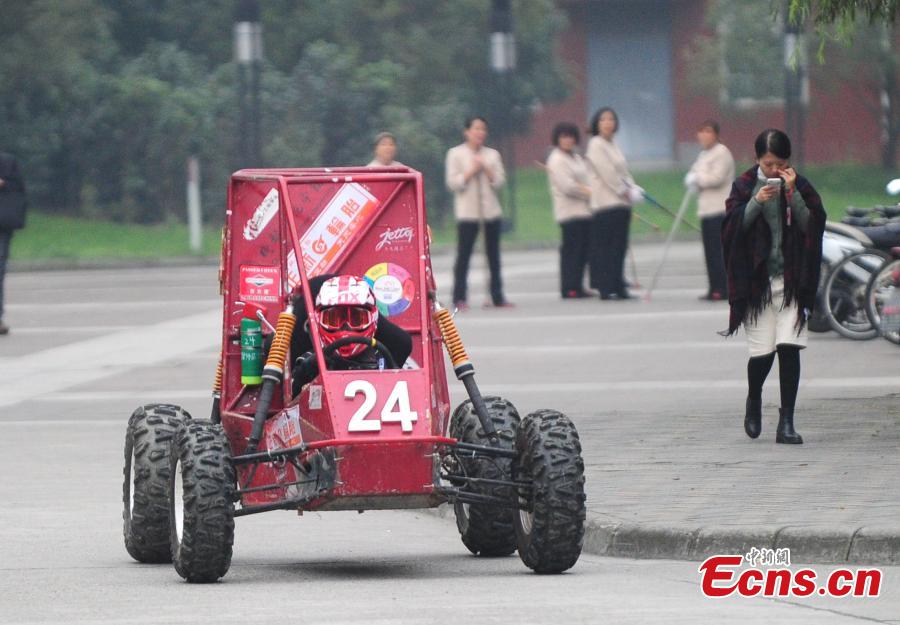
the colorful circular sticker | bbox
[365,262,415,317]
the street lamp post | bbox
[234,0,263,168]
[784,2,805,167]
[490,0,517,232]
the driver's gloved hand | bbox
[291,352,318,397]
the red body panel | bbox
[218,168,452,511]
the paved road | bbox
[443,245,900,534]
[1,243,899,621]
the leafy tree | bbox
[787,0,898,29]
[0,0,116,212]
[683,1,787,105]
[0,0,568,224]
[686,0,899,168]
[784,1,900,167]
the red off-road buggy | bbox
[122,167,586,582]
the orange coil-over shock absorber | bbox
[433,300,497,442]
[434,307,470,371]
[210,355,223,423]
[263,311,297,377]
[213,357,223,393]
[245,305,296,454]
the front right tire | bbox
[514,409,586,574]
[169,420,235,583]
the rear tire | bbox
[514,410,586,574]
[169,420,235,583]
[123,404,191,563]
[450,396,520,557]
[823,251,887,340]
[865,258,900,345]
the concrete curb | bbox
[421,506,900,565]
[584,519,900,564]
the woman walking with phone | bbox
[721,129,826,445]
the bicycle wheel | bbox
[823,251,888,340]
[865,258,900,345]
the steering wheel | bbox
[321,335,398,369]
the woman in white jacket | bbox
[685,120,735,300]
[445,116,510,309]
[585,107,642,300]
[546,122,592,298]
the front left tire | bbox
[123,404,192,563]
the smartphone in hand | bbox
[766,177,783,189]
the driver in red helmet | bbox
[315,275,379,360]
[291,274,410,394]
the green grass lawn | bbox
[10,164,896,260]
[9,213,222,261]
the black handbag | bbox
[0,191,27,230]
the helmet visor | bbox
[318,306,375,332]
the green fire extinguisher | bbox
[240,316,263,385]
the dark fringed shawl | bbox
[721,166,826,335]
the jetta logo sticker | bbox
[375,226,414,251]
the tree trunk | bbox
[880,24,898,170]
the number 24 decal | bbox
[345,380,418,433]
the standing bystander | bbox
[367,132,403,167]
[546,122,592,298]
[0,151,26,336]
[585,107,643,300]
[685,120,735,301]
[445,116,511,310]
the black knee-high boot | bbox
[745,352,774,439]
[776,345,803,444]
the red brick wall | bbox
[670,0,882,165]
[512,0,589,167]
[515,0,886,167]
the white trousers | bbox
[744,276,808,357]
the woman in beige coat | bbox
[685,120,735,300]
[546,122,592,298]
[585,107,643,300]
[445,116,510,309]
[367,132,403,167]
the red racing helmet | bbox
[314,275,379,358]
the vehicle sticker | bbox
[365,262,415,317]
[265,405,302,451]
[243,188,279,241]
[299,183,379,276]
[286,249,301,291]
[308,384,323,410]
[239,265,281,303]
[375,225,414,251]
[402,356,420,370]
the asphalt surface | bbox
[1,242,899,622]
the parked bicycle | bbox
[864,246,900,345]
[818,179,900,343]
